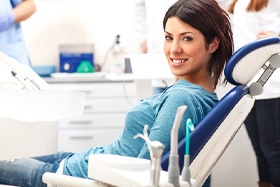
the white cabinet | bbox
[46,78,152,152]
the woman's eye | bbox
[165,35,172,40]
[183,36,193,41]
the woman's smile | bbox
[170,58,188,67]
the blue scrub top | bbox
[0,0,31,66]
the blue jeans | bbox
[244,98,280,186]
[0,152,72,187]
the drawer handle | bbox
[69,136,93,140]
[80,90,92,94]
[84,105,93,110]
[69,121,93,125]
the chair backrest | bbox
[161,36,280,186]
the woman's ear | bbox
[209,37,220,53]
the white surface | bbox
[88,154,191,187]
[43,172,101,187]
[0,119,58,161]
[105,73,150,81]
[51,72,107,78]
[0,90,84,122]
[0,90,85,161]
[128,54,174,79]
[211,125,258,187]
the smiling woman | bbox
[164,17,220,93]
[163,0,233,90]
[0,0,234,186]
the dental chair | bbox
[161,36,280,186]
[0,52,84,161]
[42,36,280,187]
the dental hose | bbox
[181,118,194,184]
[168,105,187,187]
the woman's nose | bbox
[170,41,182,53]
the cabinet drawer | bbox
[83,98,133,113]
[49,82,136,98]
[59,113,126,128]
[58,128,123,152]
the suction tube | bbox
[168,105,187,187]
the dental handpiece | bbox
[134,125,165,187]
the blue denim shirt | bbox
[62,79,218,178]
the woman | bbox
[228,0,280,186]
[0,0,233,186]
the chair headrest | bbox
[224,37,280,85]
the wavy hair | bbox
[163,0,234,88]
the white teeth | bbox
[173,59,186,63]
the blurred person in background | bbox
[131,0,177,94]
[0,0,36,66]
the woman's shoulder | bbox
[167,79,216,96]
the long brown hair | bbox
[163,0,234,88]
[228,0,268,14]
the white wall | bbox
[21,0,140,68]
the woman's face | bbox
[164,16,216,83]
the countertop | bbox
[44,72,152,83]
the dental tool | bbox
[134,125,165,187]
[181,118,194,184]
[11,71,39,90]
[11,70,32,90]
[168,105,187,187]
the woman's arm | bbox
[137,91,199,159]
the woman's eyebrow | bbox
[179,31,195,36]
[164,31,172,35]
[164,31,195,36]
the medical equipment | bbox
[0,51,85,161]
[181,119,193,183]
[134,125,165,187]
[168,105,187,187]
[59,44,95,73]
[41,36,280,187]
